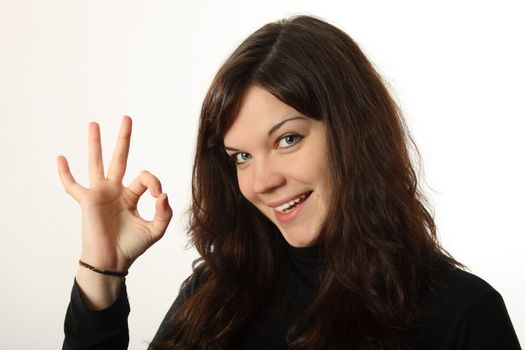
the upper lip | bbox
[266,191,312,208]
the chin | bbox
[281,228,320,247]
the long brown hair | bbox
[153,15,461,349]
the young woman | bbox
[60,15,521,350]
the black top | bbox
[63,245,522,349]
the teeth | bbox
[274,193,307,213]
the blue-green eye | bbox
[232,152,251,164]
[278,134,302,148]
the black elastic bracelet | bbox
[79,260,128,277]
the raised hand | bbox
[57,116,173,309]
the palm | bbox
[57,117,172,272]
[80,183,138,266]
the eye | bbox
[278,134,303,148]
[231,152,252,164]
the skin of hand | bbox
[57,116,173,309]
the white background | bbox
[0,0,523,348]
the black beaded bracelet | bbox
[79,260,128,277]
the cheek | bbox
[236,171,253,200]
[294,151,328,184]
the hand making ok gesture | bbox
[57,116,173,308]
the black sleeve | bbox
[451,288,522,350]
[63,278,130,350]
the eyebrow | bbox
[267,115,306,136]
[224,115,307,152]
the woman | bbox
[60,15,521,349]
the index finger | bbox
[107,116,132,182]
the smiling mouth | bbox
[274,191,312,213]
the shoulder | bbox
[176,267,207,302]
[151,266,207,344]
[166,264,208,318]
[413,267,521,349]
[428,267,496,310]
[417,267,498,333]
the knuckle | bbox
[139,169,151,178]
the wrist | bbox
[79,250,131,272]
[79,259,128,277]
[75,267,125,310]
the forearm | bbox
[63,277,130,350]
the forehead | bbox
[224,85,301,143]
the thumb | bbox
[149,193,173,239]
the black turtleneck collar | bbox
[286,242,320,268]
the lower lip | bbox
[273,192,311,223]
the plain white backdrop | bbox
[0,0,523,348]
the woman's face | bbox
[224,85,331,247]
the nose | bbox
[252,155,285,194]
